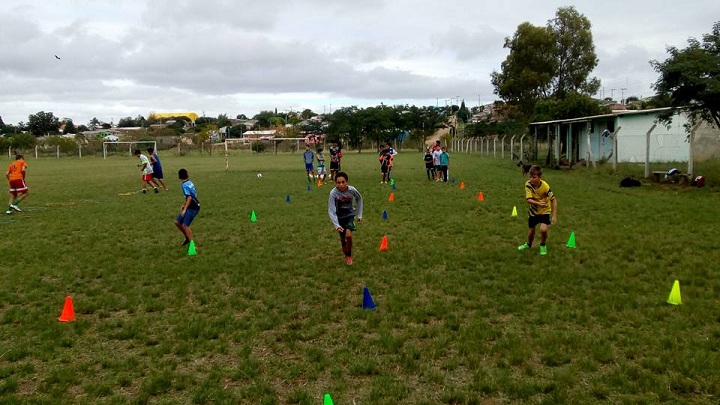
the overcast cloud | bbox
[1,0,718,125]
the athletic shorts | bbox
[152,165,164,179]
[177,209,200,227]
[381,164,389,174]
[305,163,314,171]
[330,162,340,171]
[338,216,356,232]
[142,174,153,181]
[528,214,551,228]
[317,166,327,175]
[9,179,28,193]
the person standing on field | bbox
[175,168,200,246]
[134,149,159,194]
[517,165,558,256]
[5,154,28,215]
[303,144,315,183]
[147,147,168,190]
[328,171,363,266]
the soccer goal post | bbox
[103,141,157,159]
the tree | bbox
[62,119,77,134]
[549,6,600,97]
[491,22,557,117]
[27,111,60,136]
[651,21,720,130]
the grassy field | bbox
[0,150,719,404]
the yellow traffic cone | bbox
[667,280,682,305]
[512,206,517,217]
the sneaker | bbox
[142,189,147,194]
[10,204,21,212]
[5,210,11,215]
[539,245,547,256]
[517,242,531,251]
[346,256,353,266]
[182,238,190,246]
[154,188,159,194]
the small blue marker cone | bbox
[391,183,396,190]
[363,286,377,310]
[450,177,456,184]
[382,210,388,221]
[307,185,311,191]
[285,194,291,202]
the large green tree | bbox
[651,21,720,130]
[27,111,60,136]
[491,7,600,121]
[490,22,557,117]
[550,6,600,97]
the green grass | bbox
[1,150,719,404]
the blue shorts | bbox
[305,163,314,171]
[177,209,199,227]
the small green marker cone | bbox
[187,240,197,256]
[250,210,257,222]
[667,280,682,305]
[390,178,395,185]
[566,231,576,248]
[323,393,334,405]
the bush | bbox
[251,142,266,153]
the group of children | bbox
[133,147,169,193]
[423,140,450,182]
[303,141,343,183]
[326,141,558,265]
[132,148,201,251]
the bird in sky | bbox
[54,55,61,60]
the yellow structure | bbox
[149,112,198,122]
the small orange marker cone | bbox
[58,296,76,322]
[460,182,465,190]
[379,235,389,251]
[317,178,323,187]
[388,192,395,202]
[477,192,484,202]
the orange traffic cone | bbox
[58,296,76,322]
[460,182,465,190]
[388,192,395,202]
[477,192,484,202]
[317,178,323,187]
[379,235,389,251]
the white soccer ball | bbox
[256,173,263,178]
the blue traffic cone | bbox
[285,194,291,202]
[307,185,311,191]
[382,210,388,221]
[363,286,377,310]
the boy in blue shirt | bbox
[175,168,201,247]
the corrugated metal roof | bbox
[529,107,673,126]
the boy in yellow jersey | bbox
[5,154,28,215]
[518,165,557,255]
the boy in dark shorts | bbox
[328,172,363,266]
[518,165,558,256]
[175,168,201,247]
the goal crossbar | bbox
[103,141,157,159]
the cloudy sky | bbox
[1,0,718,126]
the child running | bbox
[518,165,558,256]
[328,172,363,266]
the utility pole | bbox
[620,88,627,104]
[610,89,616,100]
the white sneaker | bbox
[5,210,11,215]
[10,204,21,212]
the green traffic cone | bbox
[187,240,197,256]
[323,393,334,405]
[667,280,682,305]
[250,210,257,222]
[566,231,576,248]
